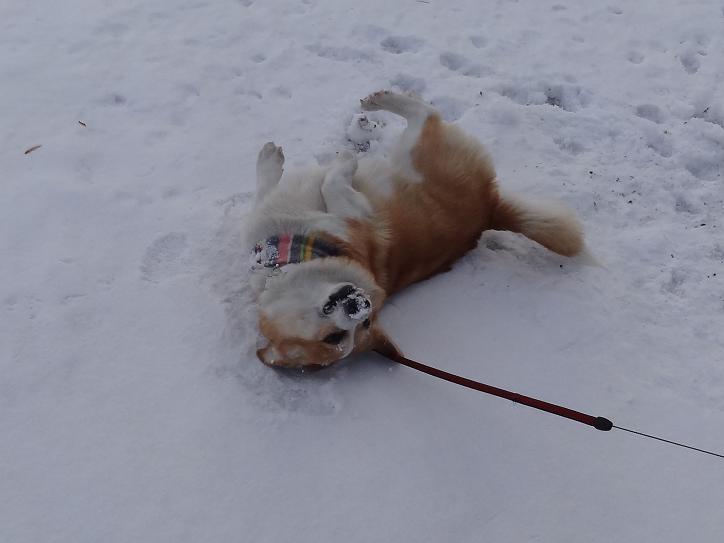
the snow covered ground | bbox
[2,0,723,541]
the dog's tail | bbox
[490,192,584,257]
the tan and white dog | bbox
[247,90,583,368]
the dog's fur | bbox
[247,91,584,368]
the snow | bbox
[2,0,723,541]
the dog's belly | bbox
[274,167,327,211]
[375,119,499,294]
[352,156,397,204]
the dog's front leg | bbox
[255,142,284,205]
[321,151,372,220]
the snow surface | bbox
[2,0,724,541]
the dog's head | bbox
[254,260,391,368]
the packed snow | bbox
[2,0,723,541]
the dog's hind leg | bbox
[360,91,439,182]
[360,90,436,120]
[364,92,494,188]
[255,142,284,204]
[321,151,372,220]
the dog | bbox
[246,90,584,368]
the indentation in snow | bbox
[380,35,424,54]
[494,80,592,111]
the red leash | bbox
[374,345,724,458]
[375,347,613,431]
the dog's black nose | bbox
[330,284,356,304]
[343,297,359,316]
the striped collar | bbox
[252,233,341,269]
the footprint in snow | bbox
[678,34,709,74]
[627,50,645,64]
[439,52,491,78]
[494,80,592,112]
[430,96,471,122]
[635,104,665,124]
[390,73,426,95]
[61,293,87,306]
[93,20,129,39]
[439,52,467,71]
[4,295,43,320]
[469,35,488,48]
[644,129,674,158]
[661,269,687,296]
[693,104,724,130]
[97,93,127,107]
[684,156,721,180]
[680,50,700,74]
[380,35,424,54]
[307,44,375,63]
[553,135,585,155]
[272,86,292,99]
[140,232,188,283]
[680,117,724,179]
[216,192,253,213]
[674,194,698,215]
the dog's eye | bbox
[363,318,371,329]
[322,330,347,345]
[322,301,335,315]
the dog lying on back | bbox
[247,91,583,368]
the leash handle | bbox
[375,349,613,431]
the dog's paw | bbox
[257,141,284,167]
[256,142,284,186]
[360,90,429,118]
[360,90,393,111]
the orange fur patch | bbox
[344,115,499,295]
[258,316,343,367]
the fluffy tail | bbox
[491,192,584,257]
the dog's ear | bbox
[256,345,276,366]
